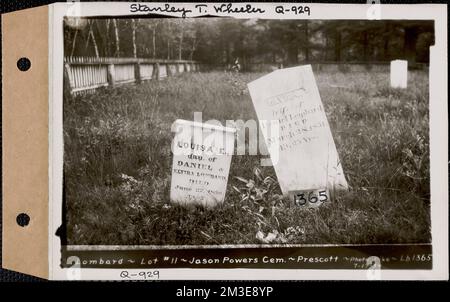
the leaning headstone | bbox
[170,119,236,207]
[248,65,348,207]
[390,59,408,88]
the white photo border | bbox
[49,2,448,280]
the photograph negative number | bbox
[293,189,329,207]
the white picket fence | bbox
[64,57,200,95]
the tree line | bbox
[64,17,434,69]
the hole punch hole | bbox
[16,213,30,227]
[17,57,31,71]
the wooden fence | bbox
[64,57,428,94]
[64,57,200,94]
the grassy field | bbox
[64,69,430,245]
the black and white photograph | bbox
[1,0,448,284]
[55,2,444,276]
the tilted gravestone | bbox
[170,119,236,207]
[390,59,408,89]
[248,65,348,207]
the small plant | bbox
[232,167,280,206]
[400,134,430,197]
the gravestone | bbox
[170,119,236,207]
[248,65,348,207]
[390,59,408,88]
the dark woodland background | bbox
[64,18,434,69]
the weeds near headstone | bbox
[64,71,430,245]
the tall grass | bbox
[64,70,430,245]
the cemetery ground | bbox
[64,69,430,245]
